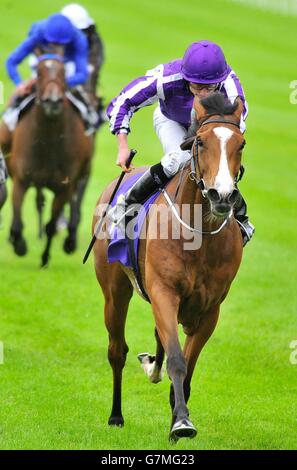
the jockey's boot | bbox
[10,95,23,109]
[96,96,108,129]
[234,192,255,246]
[72,86,98,134]
[109,163,171,230]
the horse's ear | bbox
[193,96,207,121]
[233,97,244,123]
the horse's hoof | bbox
[40,254,49,268]
[108,416,124,427]
[169,418,197,443]
[11,237,27,256]
[63,237,77,254]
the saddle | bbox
[2,89,100,134]
[2,93,35,132]
[107,173,162,302]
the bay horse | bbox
[6,54,94,266]
[0,154,7,211]
[0,184,7,211]
[93,93,245,441]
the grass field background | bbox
[0,0,296,450]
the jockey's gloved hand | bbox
[15,79,36,97]
[116,134,135,173]
[116,146,135,173]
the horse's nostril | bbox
[228,189,239,204]
[207,188,221,203]
[41,96,63,105]
[53,97,63,105]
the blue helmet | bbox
[44,13,75,44]
[181,40,229,84]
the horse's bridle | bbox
[37,53,64,64]
[189,116,244,194]
[160,116,246,236]
[36,54,66,105]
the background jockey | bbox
[61,3,104,96]
[2,13,99,137]
[7,13,88,95]
[60,3,105,128]
[107,40,254,245]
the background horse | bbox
[93,93,245,441]
[6,55,94,266]
[0,185,7,211]
[0,153,7,211]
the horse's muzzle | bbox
[207,188,239,217]
[41,97,63,117]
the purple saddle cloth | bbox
[107,173,161,268]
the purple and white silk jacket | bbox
[107,59,248,135]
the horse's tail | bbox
[36,188,45,239]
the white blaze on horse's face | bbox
[45,60,58,80]
[213,127,234,196]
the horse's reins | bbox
[161,188,232,235]
[162,117,243,236]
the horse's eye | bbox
[197,138,203,147]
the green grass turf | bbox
[0,0,296,450]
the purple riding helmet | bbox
[181,40,229,84]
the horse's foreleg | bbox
[41,191,69,267]
[36,188,45,239]
[64,174,89,254]
[103,271,133,427]
[150,287,196,441]
[10,178,28,256]
[105,300,129,427]
[182,305,220,404]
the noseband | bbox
[37,54,64,64]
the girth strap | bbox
[126,215,151,303]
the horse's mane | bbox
[184,92,239,140]
[200,91,238,115]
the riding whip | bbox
[83,149,137,264]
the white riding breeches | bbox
[153,105,191,177]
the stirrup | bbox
[237,219,255,246]
[108,194,135,228]
[114,205,136,227]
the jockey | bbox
[2,13,96,137]
[107,40,254,245]
[61,3,104,95]
[61,3,105,128]
[7,13,88,93]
